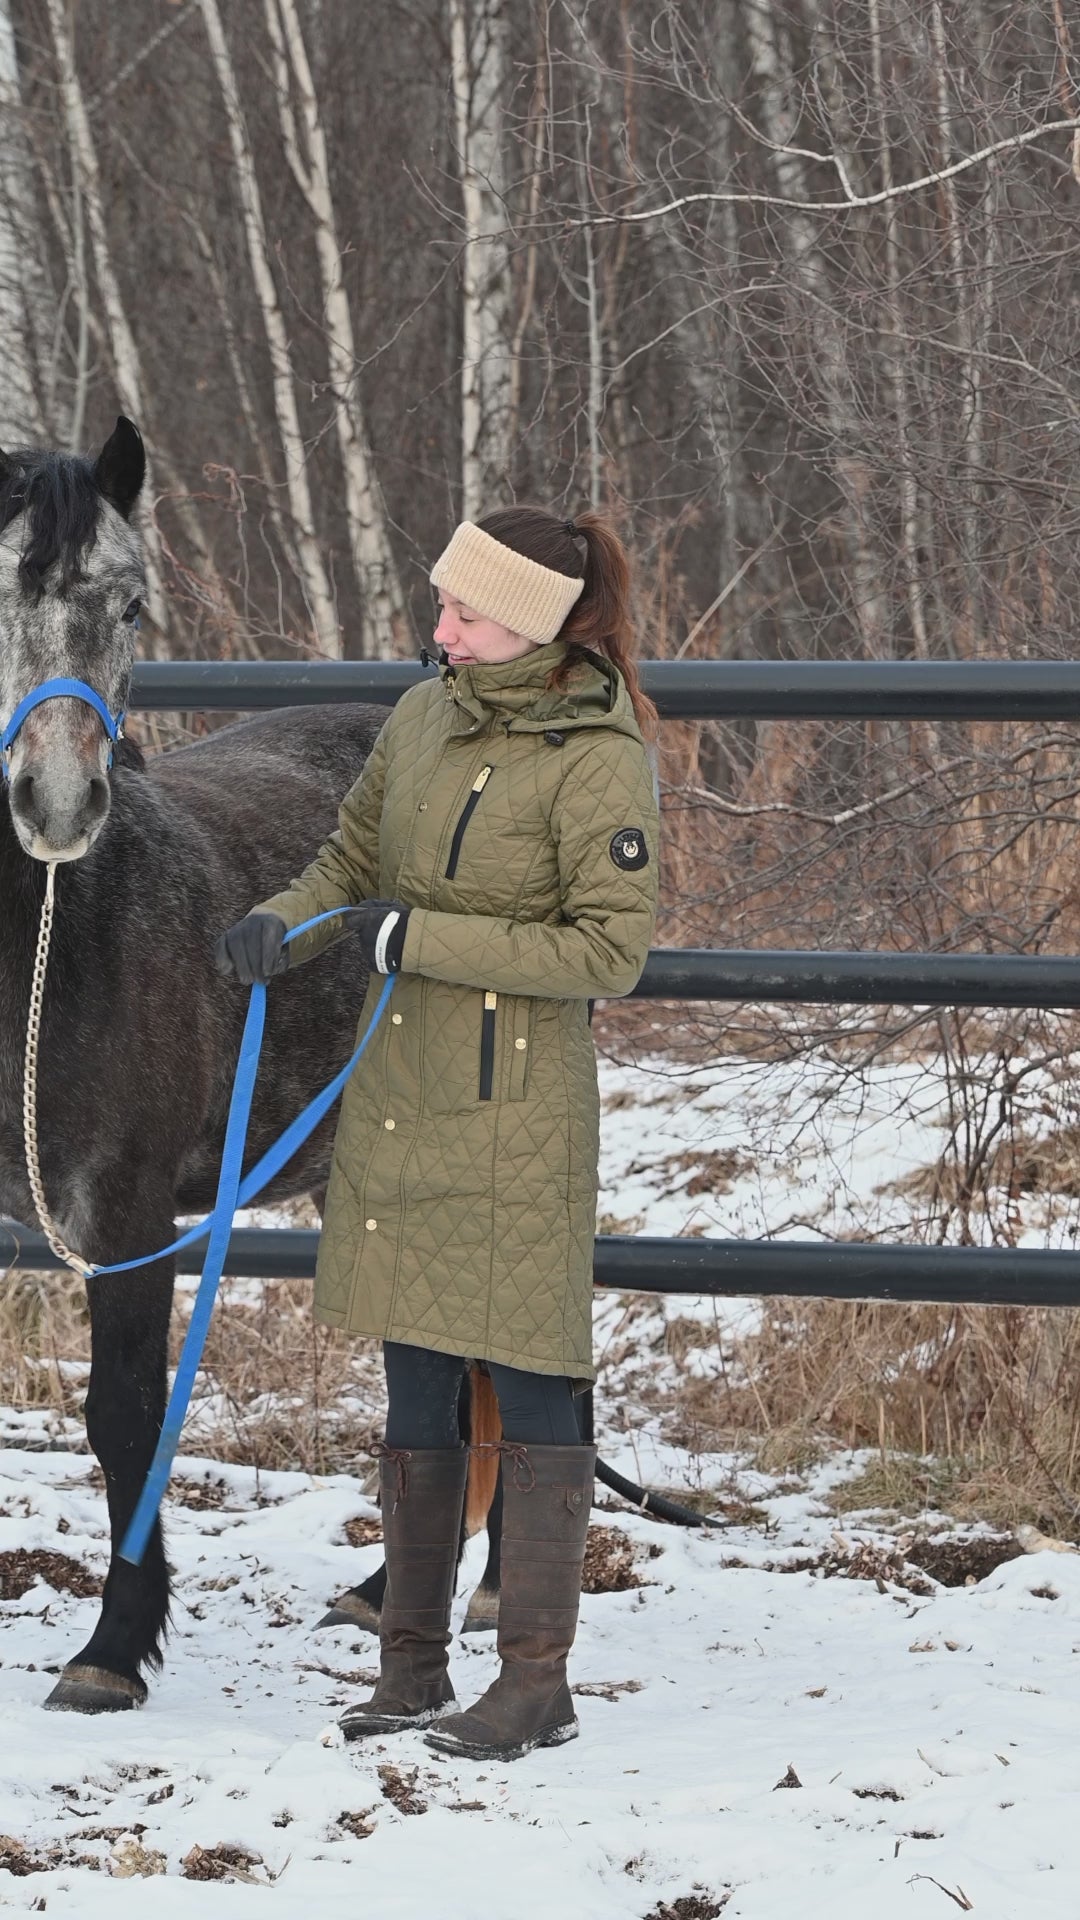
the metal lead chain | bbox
[22,862,93,1279]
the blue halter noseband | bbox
[0,677,126,780]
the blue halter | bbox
[0,677,126,780]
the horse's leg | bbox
[461,1467,502,1633]
[461,1380,591,1632]
[459,1366,501,1633]
[316,1562,385,1634]
[46,1232,174,1714]
[316,1364,480,1635]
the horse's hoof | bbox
[315,1592,380,1634]
[44,1664,146,1714]
[460,1587,499,1634]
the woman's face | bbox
[434,593,535,666]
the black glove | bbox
[214,912,289,984]
[343,899,411,973]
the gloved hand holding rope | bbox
[215,900,411,984]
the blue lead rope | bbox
[118,915,396,1566]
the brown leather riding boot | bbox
[339,1445,468,1740]
[424,1443,595,1763]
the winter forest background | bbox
[5,1,1080,1511]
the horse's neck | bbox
[0,787,40,881]
[0,802,49,977]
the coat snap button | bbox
[365,1218,377,1231]
[384,1117,396,1130]
[391,1012,403,1025]
[514,1037,527,1050]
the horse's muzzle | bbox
[9,764,111,861]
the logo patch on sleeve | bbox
[609,826,649,871]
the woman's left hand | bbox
[344,899,411,973]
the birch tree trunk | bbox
[198,0,340,656]
[507,43,546,466]
[929,0,983,652]
[744,0,891,659]
[0,0,46,443]
[449,0,513,520]
[868,0,929,660]
[264,0,403,657]
[44,0,173,642]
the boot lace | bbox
[371,1441,412,1510]
[470,1440,537,1492]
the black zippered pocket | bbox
[445,765,493,878]
[479,991,497,1100]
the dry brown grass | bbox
[666,1297,1080,1536]
[10,1187,1080,1534]
[0,1272,385,1476]
[658,716,1080,963]
[8,1239,1080,1533]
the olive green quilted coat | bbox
[256,642,659,1382]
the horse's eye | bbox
[122,597,141,625]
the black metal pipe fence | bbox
[4,1223,1080,1304]
[131,656,1080,720]
[7,659,1080,1303]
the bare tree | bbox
[449,0,514,518]
[43,0,176,636]
[0,0,45,443]
[197,0,341,656]
[6,0,1078,695]
[742,0,891,660]
[264,0,404,655]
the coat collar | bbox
[439,643,640,741]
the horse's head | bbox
[0,417,146,862]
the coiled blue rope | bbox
[118,914,396,1565]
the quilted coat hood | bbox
[440,641,643,741]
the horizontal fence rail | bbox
[640,948,1080,1007]
[129,657,1080,721]
[8,657,1079,1308]
[3,1223,1079,1306]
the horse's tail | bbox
[463,1370,720,1535]
[465,1365,502,1537]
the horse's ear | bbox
[94,416,145,520]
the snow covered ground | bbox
[2,1040,1079,1914]
[2,1435,1079,1918]
[595,1040,1079,1249]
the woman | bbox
[215,508,659,1763]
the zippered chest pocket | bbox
[446,765,493,878]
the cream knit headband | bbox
[430,521,585,646]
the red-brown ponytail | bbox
[476,505,658,740]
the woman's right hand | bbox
[214,912,289,984]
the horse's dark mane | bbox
[0,448,102,596]
[113,736,146,774]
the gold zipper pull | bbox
[473,765,493,793]
[484,991,498,1011]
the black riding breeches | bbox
[382,1340,581,1448]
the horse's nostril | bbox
[10,770,42,829]
[86,775,110,825]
